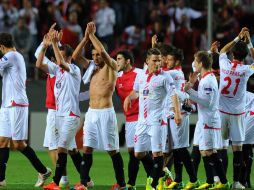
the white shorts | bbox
[193,121,201,146]
[243,112,254,144]
[220,112,245,143]
[135,122,163,153]
[198,122,223,151]
[83,107,119,151]
[43,109,57,150]
[0,107,28,140]
[55,115,79,150]
[169,114,190,149]
[125,121,138,148]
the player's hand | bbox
[210,41,220,53]
[87,22,96,35]
[57,30,63,42]
[42,34,50,47]
[123,96,132,112]
[151,35,158,48]
[189,72,198,84]
[239,27,249,39]
[184,81,192,92]
[49,23,57,33]
[243,31,251,44]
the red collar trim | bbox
[162,66,169,71]
[201,71,214,79]
[231,59,243,69]
[123,67,135,74]
[146,69,161,82]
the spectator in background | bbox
[167,0,203,32]
[122,24,145,47]
[19,0,39,50]
[95,0,116,52]
[12,16,31,70]
[0,0,19,33]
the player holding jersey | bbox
[219,28,254,189]
[124,48,182,190]
[185,51,229,189]
[0,33,51,187]
[35,30,81,190]
[116,50,143,189]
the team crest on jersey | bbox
[143,89,149,96]
[204,87,212,91]
[56,82,61,89]
[1,56,8,61]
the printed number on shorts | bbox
[221,76,240,96]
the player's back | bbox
[219,53,254,114]
[1,51,28,107]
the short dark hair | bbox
[211,52,219,70]
[171,48,184,63]
[194,51,212,70]
[147,48,161,58]
[46,46,56,60]
[117,50,134,64]
[232,41,248,61]
[154,43,174,56]
[59,44,73,57]
[0,33,14,48]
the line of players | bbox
[0,21,253,190]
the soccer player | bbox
[34,30,83,188]
[35,30,81,190]
[240,91,254,188]
[219,28,254,189]
[115,50,143,189]
[165,48,199,189]
[184,51,229,189]
[73,22,127,190]
[0,33,51,187]
[124,48,182,190]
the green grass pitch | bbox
[2,151,253,189]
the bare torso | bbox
[89,63,117,109]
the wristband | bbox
[247,43,253,49]
[233,36,240,43]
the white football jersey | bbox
[134,70,175,125]
[0,51,28,107]
[188,72,220,127]
[246,91,254,112]
[48,62,81,116]
[219,53,254,114]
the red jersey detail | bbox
[201,71,214,79]
[219,110,245,116]
[11,100,29,107]
[204,123,221,130]
[231,59,243,70]
[46,75,56,110]
[69,111,80,118]
[116,68,139,122]
[249,111,254,116]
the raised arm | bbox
[72,26,91,69]
[87,22,117,71]
[35,34,50,73]
[50,30,70,72]
[220,27,248,54]
[244,31,254,60]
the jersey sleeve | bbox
[245,64,254,77]
[164,74,176,97]
[0,55,12,74]
[133,72,140,92]
[187,82,216,108]
[34,43,52,65]
[219,53,230,68]
[47,61,58,75]
[68,64,81,77]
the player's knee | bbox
[0,137,10,148]
[12,140,26,150]
[68,148,78,155]
[57,147,68,153]
[108,150,118,156]
[232,144,242,151]
[83,146,93,154]
[200,150,213,157]
[134,152,145,159]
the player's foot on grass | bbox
[166,181,184,189]
[126,184,136,190]
[0,180,6,187]
[194,183,213,189]
[35,167,52,187]
[87,179,94,188]
[110,183,128,189]
[146,177,155,190]
[209,182,230,189]
[183,180,200,189]
[70,183,87,190]
[232,181,245,189]
[59,176,70,189]
[43,182,60,190]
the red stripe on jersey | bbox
[204,123,221,130]
[250,111,254,116]
[219,110,245,116]
[11,100,29,107]
[69,111,80,118]
[201,71,214,79]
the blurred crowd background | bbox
[1,0,254,79]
